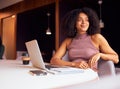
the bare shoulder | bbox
[92,33,103,38]
[91,34,107,47]
[64,38,72,42]
[64,38,72,46]
[91,34,105,41]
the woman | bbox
[50,7,119,71]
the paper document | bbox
[50,67,84,74]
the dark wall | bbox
[17,3,55,62]
[101,0,120,52]
[101,0,120,67]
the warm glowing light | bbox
[46,27,52,35]
[98,0,104,28]
[46,12,52,35]
[11,15,15,18]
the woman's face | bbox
[75,12,89,34]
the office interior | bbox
[0,0,120,67]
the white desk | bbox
[0,60,98,89]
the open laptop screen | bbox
[25,39,46,70]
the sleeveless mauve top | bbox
[67,33,99,62]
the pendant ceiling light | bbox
[46,12,52,35]
[98,0,104,28]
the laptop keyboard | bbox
[45,64,67,70]
[45,65,59,69]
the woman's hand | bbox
[75,61,89,69]
[88,53,100,68]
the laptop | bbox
[25,39,63,74]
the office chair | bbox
[0,44,5,59]
[62,51,116,77]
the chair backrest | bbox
[62,51,69,61]
[98,60,116,78]
[0,44,5,59]
[62,51,116,77]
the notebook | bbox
[25,39,84,75]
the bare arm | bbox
[50,38,76,67]
[92,34,119,64]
